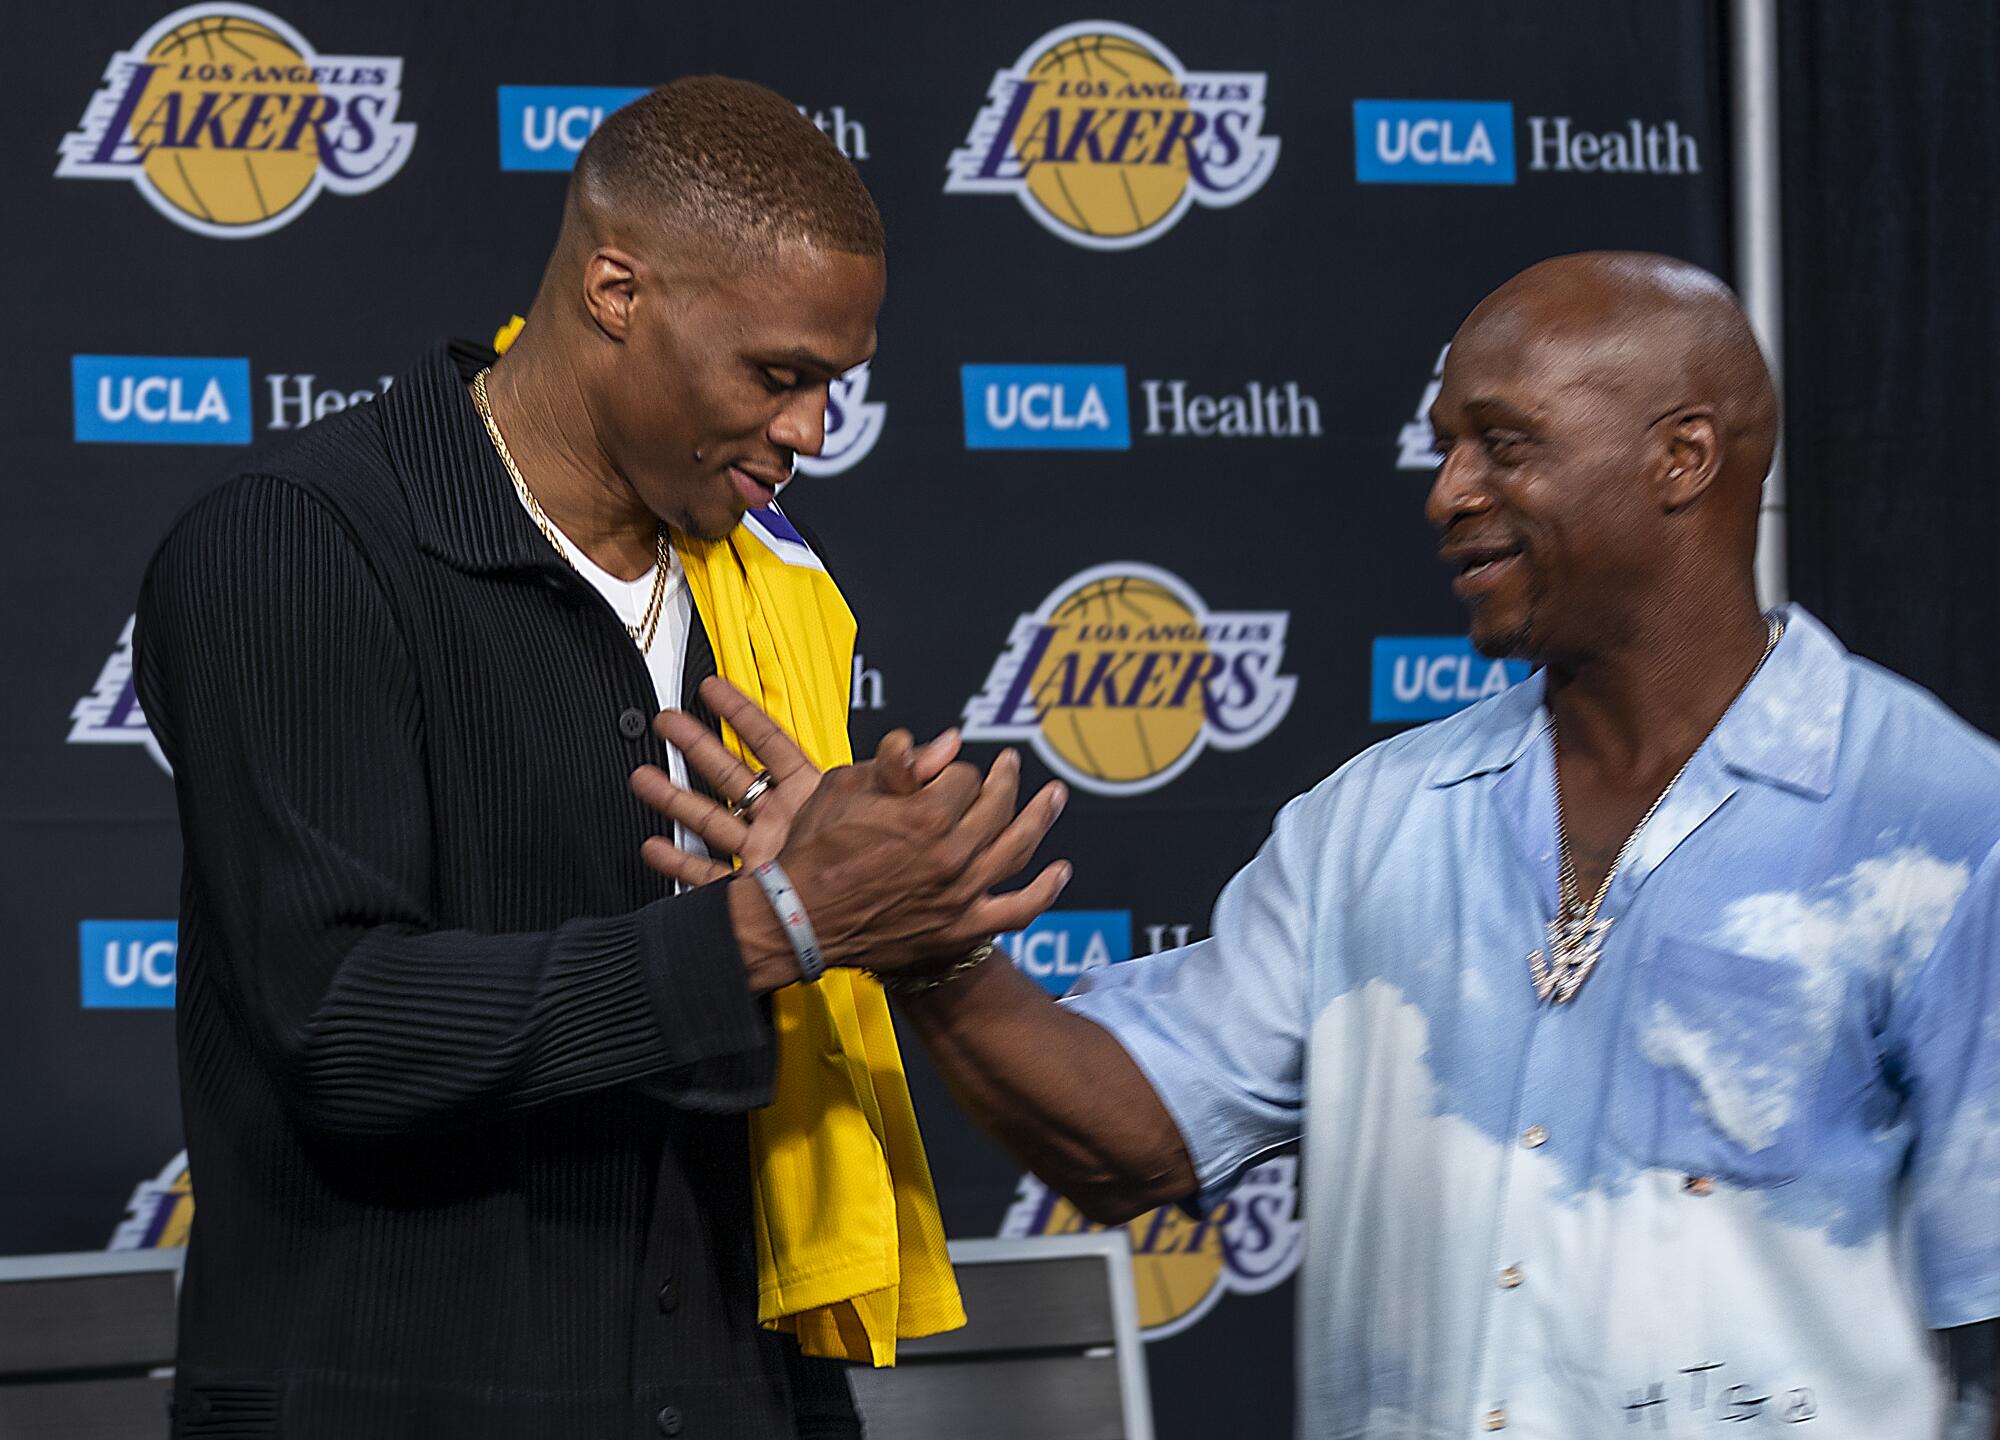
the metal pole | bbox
[1731,0,1788,607]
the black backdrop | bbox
[1780,0,2000,740]
[6,4,1734,1434]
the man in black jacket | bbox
[135,76,1065,1440]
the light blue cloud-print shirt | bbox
[1066,606,1999,1438]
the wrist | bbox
[728,874,800,994]
[880,941,998,1001]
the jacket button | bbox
[655,1405,684,1436]
[657,1276,679,1313]
[618,707,649,741]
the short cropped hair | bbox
[574,75,884,257]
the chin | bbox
[1468,605,1537,662]
[689,506,747,543]
[665,492,744,543]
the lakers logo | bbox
[793,362,886,478]
[1000,1158,1302,1339]
[109,1152,193,1250]
[57,4,414,238]
[963,564,1294,795]
[945,21,1279,250]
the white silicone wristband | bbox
[749,860,824,984]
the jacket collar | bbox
[375,338,568,575]
[1423,603,1848,800]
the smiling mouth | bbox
[1460,551,1519,579]
[1446,543,1526,598]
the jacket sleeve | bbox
[134,475,773,1138]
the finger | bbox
[936,749,1022,869]
[912,727,962,784]
[961,860,1074,937]
[872,729,920,795]
[652,710,758,802]
[962,779,1068,892]
[630,764,752,856]
[919,758,985,825]
[640,834,733,887]
[698,676,818,784]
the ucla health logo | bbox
[500,86,873,171]
[57,5,413,238]
[71,616,169,773]
[965,564,1294,795]
[1372,636,1531,722]
[962,364,1129,450]
[999,911,1132,996]
[81,920,177,1009]
[794,363,887,477]
[498,86,647,171]
[946,22,1279,250]
[74,355,250,445]
[1354,100,1515,185]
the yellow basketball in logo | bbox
[1030,1191,1226,1332]
[1017,31,1192,243]
[1032,575,1209,788]
[140,13,320,228]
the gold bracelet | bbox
[880,942,997,998]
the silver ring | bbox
[729,769,776,819]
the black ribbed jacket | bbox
[134,341,859,1439]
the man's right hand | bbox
[781,732,1070,975]
[633,678,1070,989]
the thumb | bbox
[872,729,920,795]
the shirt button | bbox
[1484,1407,1507,1430]
[657,1276,680,1313]
[1684,1174,1716,1196]
[655,1405,683,1436]
[1521,1125,1547,1149]
[1498,1265,1524,1289]
[618,707,649,741]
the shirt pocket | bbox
[1607,936,1828,1187]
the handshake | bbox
[628,675,1074,992]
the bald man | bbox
[135,78,1060,1440]
[653,254,2000,1437]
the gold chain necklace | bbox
[470,367,670,654]
[1530,614,1785,1004]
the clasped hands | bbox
[628,676,1071,990]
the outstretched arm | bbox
[892,948,1197,1223]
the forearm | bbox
[249,883,772,1135]
[894,956,1196,1222]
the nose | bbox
[1424,439,1491,532]
[768,385,828,460]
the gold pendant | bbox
[1529,913,1614,1004]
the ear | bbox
[580,246,642,341]
[1657,406,1721,511]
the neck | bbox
[1543,587,1772,781]
[482,330,658,580]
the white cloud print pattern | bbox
[1301,981,1949,1438]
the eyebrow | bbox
[761,347,863,377]
[1457,397,1539,427]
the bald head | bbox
[1460,252,1777,496]
[1427,253,1778,662]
